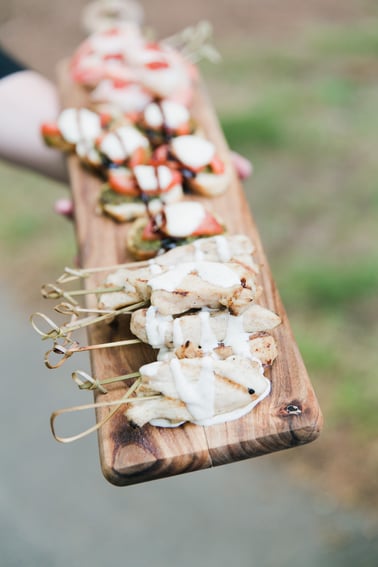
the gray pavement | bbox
[1,286,377,567]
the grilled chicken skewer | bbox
[99,233,258,310]
[33,235,259,348]
[130,303,281,365]
[100,260,257,316]
[131,303,280,345]
[125,355,271,427]
[50,353,270,440]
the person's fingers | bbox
[54,198,74,220]
[231,151,253,180]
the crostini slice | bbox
[126,201,226,259]
[170,135,231,197]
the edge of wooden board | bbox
[58,60,323,486]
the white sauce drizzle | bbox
[199,310,219,353]
[148,261,163,275]
[193,239,205,261]
[224,314,251,358]
[170,357,215,420]
[214,235,231,262]
[145,306,172,348]
[139,359,161,378]
[148,262,240,292]
[172,318,184,348]
[192,377,271,426]
[149,418,185,428]
[156,346,171,361]
[142,356,271,429]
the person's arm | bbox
[0,69,67,182]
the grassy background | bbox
[0,17,377,508]
[203,21,378,507]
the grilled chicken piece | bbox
[131,303,280,347]
[148,261,257,316]
[100,260,256,315]
[131,304,280,365]
[154,234,258,271]
[127,397,192,427]
[175,332,278,366]
[98,235,258,310]
[169,135,231,197]
[125,355,270,427]
[98,266,155,310]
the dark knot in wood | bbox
[285,404,302,416]
[279,402,303,417]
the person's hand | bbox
[54,197,75,219]
[55,151,253,220]
[230,151,253,180]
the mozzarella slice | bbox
[171,135,215,170]
[134,165,173,192]
[144,100,190,130]
[58,108,102,144]
[163,202,206,237]
[100,126,149,161]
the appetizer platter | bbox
[33,21,322,485]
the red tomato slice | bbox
[210,155,225,175]
[41,122,60,137]
[142,219,161,241]
[145,42,163,52]
[175,123,191,136]
[191,212,224,236]
[99,112,113,128]
[165,169,182,190]
[129,147,148,168]
[103,53,124,62]
[112,77,131,89]
[150,167,182,194]
[145,60,170,70]
[108,170,139,196]
[125,111,140,124]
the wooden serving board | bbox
[58,61,322,485]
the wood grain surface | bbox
[58,61,323,485]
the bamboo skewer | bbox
[44,338,142,369]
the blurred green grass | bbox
[202,20,378,440]
[0,19,377,450]
[0,161,75,304]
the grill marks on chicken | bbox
[95,234,280,427]
[130,304,281,365]
[100,260,257,314]
[147,261,256,316]
[98,235,259,311]
[125,356,271,427]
